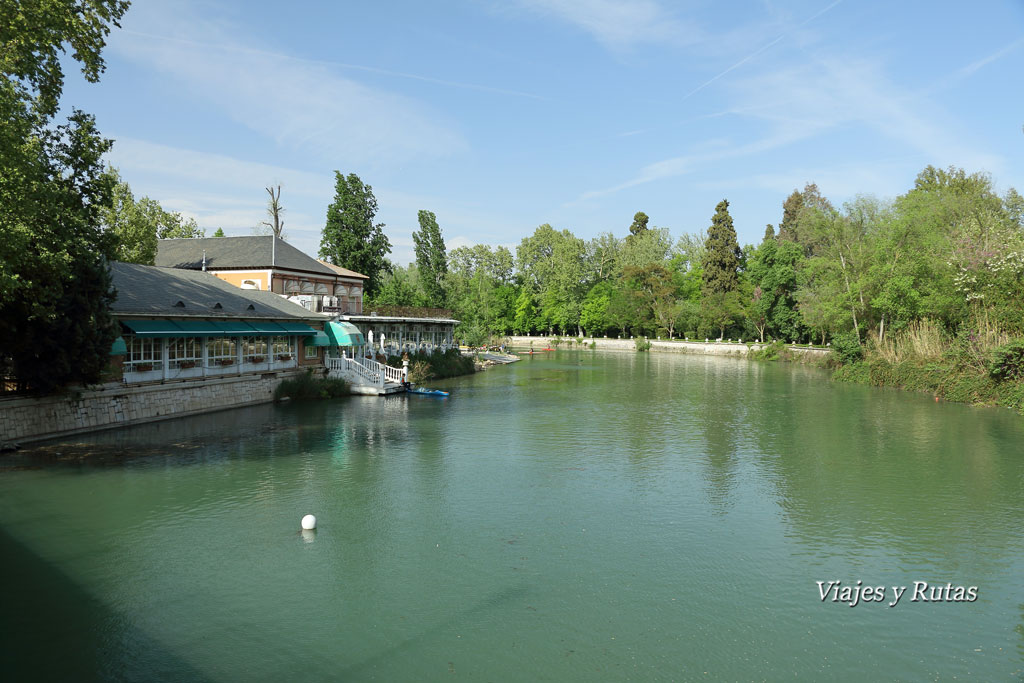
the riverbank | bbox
[505,335,830,358]
[832,356,1024,413]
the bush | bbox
[750,340,786,361]
[383,349,474,381]
[988,339,1024,381]
[831,332,863,365]
[635,336,651,352]
[274,370,349,400]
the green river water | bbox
[1,350,1022,681]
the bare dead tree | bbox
[259,184,286,239]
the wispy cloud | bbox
[110,4,467,168]
[680,0,843,101]
[511,0,702,49]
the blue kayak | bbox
[407,386,450,397]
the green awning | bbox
[326,321,365,346]
[218,321,258,335]
[246,321,288,334]
[173,320,221,336]
[122,319,186,337]
[109,336,127,355]
[121,318,314,337]
[276,321,317,335]
[307,330,332,347]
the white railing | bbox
[326,356,383,390]
[354,356,404,385]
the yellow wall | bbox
[212,270,268,290]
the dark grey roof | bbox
[110,262,328,321]
[156,236,337,276]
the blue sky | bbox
[62,0,1024,266]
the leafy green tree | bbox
[620,227,672,270]
[580,281,614,336]
[585,232,621,281]
[701,200,742,337]
[513,288,537,334]
[746,236,804,342]
[413,209,448,306]
[102,167,204,262]
[213,227,226,237]
[516,224,586,335]
[628,211,649,237]
[319,172,392,297]
[1,0,128,393]
[369,262,424,307]
[102,168,157,264]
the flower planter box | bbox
[217,359,235,367]
[135,363,154,372]
[277,355,293,361]
[178,361,197,369]
[250,356,266,363]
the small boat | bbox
[407,386,450,397]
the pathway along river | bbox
[1,351,1022,680]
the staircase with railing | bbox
[325,356,404,394]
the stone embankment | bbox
[0,369,315,445]
[505,336,831,358]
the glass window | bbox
[271,336,294,360]
[125,334,161,371]
[168,337,201,369]
[207,337,236,367]
[304,343,319,359]
[241,336,268,362]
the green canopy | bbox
[307,330,332,347]
[276,321,318,335]
[121,318,318,337]
[172,320,221,336]
[326,321,365,346]
[122,319,187,337]
[109,336,127,355]
[246,321,287,334]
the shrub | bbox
[635,336,651,352]
[831,332,863,365]
[988,339,1024,381]
[383,348,474,381]
[274,370,349,400]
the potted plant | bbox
[251,355,266,363]
[218,358,234,366]
[135,363,153,372]
[179,360,197,369]
[277,354,292,361]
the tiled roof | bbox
[110,262,328,321]
[156,236,337,276]
[317,259,368,280]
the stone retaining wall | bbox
[504,336,831,358]
[0,369,315,444]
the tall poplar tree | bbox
[701,199,742,338]
[413,209,448,306]
[318,172,392,297]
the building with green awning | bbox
[109,262,331,383]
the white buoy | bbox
[301,514,317,530]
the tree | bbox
[319,172,392,297]
[413,209,448,306]
[101,167,204,262]
[628,211,649,237]
[213,227,226,237]
[102,168,158,265]
[701,200,742,338]
[1,0,129,393]
[258,184,285,239]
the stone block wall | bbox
[0,369,315,444]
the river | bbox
[1,350,1022,680]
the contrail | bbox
[681,0,844,101]
[121,29,545,100]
